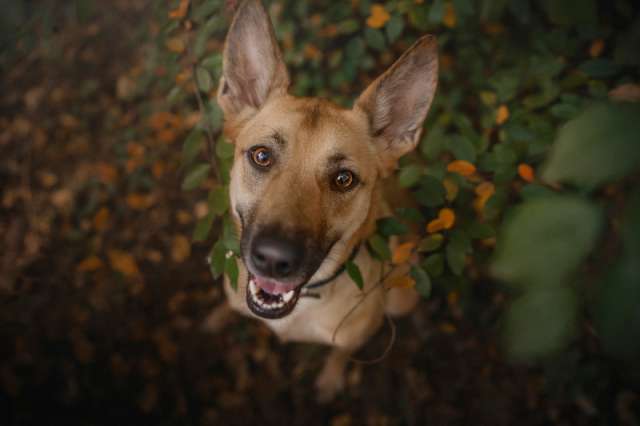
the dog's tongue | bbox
[253,276,297,295]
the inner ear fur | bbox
[217,0,290,130]
[354,35,438,172]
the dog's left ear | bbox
[218,0,290,124]
[354,35,438,173]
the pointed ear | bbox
[217,0,289,122]
[354,35,438,171]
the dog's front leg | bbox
[315,347,352,403]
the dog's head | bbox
[217,0,438,319]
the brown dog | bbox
[207,0,438,402]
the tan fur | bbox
[205,0,438,402]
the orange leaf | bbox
[366,4,390,29]
[166,37,185,54]
[443,2,456,28]
[108,250,140,278]
[392,241,416,265]
[386,275,416,289]
[168,0,190,19]
[438,208,455,229]
[475,181,495,197]
[496,105,509,125]
[171,235,191,263]
[447,160,476,177]
[589,39,604,58]
[126,193,154,210]
[427,218,446,233]
[609,84,640,102]
[77,256,104,272]
[517,163,535,182]
[93,207,110,232]
[96,163,118,184]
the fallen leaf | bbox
[126,193,155,210]
[392,241,416,265]
[93,207,110,231]
[96,162,118,184]
[166,37,186,54]
[108,250,141,278]
[77,256,104,272]
[447,160,476,177]
[51,189,73,209]
[367,4,390,29]
[171,235,191,263]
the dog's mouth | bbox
[246,273,304,319]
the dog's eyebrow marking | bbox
[328,153,347,164]
[271,131,286,146]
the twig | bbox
[331,262,399,365]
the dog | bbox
[207,0,438,402]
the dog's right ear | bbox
[217,0,289,126]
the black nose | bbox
[250,234,304,279]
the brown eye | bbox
[250,147,272,168]
[332,170,357,192]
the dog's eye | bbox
[332,170,357,192]
[250,146,272,168]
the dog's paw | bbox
[314,369,345,404]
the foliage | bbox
[163,0,640,367]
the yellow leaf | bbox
[517,163,535,182]
[443,178,459,201]
[443,2,456,28]
[171,235,191,263]
[166,37,185,54]
[439,208,455,229]
[366,4,390,29]
[392,241,416,265]
[168,0,190,19]
[475,181,495,197]
[427,218,446,233]
[108,250,140,278]
[479,91,497,107]
[77,256,104,272]
[386,275,416,289]
[496,105,509,125]
[447,160,476,177]
[93,207,110,231]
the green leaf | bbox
[415,176,445,207]
[411,266,432,298]
[368,234,391,261]
[208,186,229,216]
[418,234,444,252]
[195,67,213,92]
[215,135,234,160]
[398,164,423,188]
[225,255,239,291]
[182,163,211,191]
[542,0,597,26]
[446,240,466,276]
[208,240,226,279]
[385,15,404,43]
[376,217,408,237]
[541,103,640,190]
[193,212,214,242]
[221,216,240,255]
[504,287,577,360]
[468,222,495,240]
[492,195,602,287]
[181,130,205,168]
[345,260,364,290]
[364,28,386,51]
[422,253,444,277]
[594,255,640,361]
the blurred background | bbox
[1,0,639,425]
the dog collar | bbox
[303,244,361,294]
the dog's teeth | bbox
[249,279,258,295]
[282,290,294,302]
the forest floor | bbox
[0,2,636,425]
